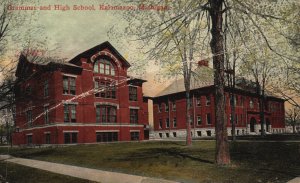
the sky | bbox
[3,0,172,94]
[17,0,138,59]
[3,0,299,100]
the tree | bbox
[119,0,297,165]
[240,45,280,136]
[286,106,300,133]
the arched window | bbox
[93,58,115,76]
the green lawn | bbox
[1,141,299,183]
[0,162,96,183]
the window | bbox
[249,99,254,109]
[165,103,169,112]
[94,80,116,99]
[96,132,118,142]
[27,135,32,144]
[26,110,32,127]
[197,116,202,125]
[173,118,177,128]
[158,104,162,113]
[206,95,211,106]
[166,133,169,138]
[64,132,78,144]
[206,113,211,125]
[196,97,201,107]
[44,80,49,97]
[130,109,138,124]
[63,76,76,95]
[159,119,162,129]
[188,98,193,108]
[129,86,137,101]
[45,134,50,144]
[64,104,76,123]
[94,58,115,76]
[206,130,211,136]
[166,118,170,128]
[240,114,243,125]
[189,116,193,126]
[25,85,32,95]
[234,95,237,106]
[44,106,49,124]
[159,133,162,138]
[172,101,176,111]
[130,132,139,141]
[173,132,177,137]
[96,105,117,123]
[240,96,244,106]
[197,131,202,137]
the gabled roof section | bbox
[15,54,82,79]
[156,77,214,97]
[69,41,131,68]
[154,67,281,100]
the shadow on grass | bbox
[258,168,299,177]
[118,147,214,164]
[11,148,56,159]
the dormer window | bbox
[94,58,115,76]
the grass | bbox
[0,162,96,183]
[0,140,300,183]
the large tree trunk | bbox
[257,84,265,136]
[209,0,231,165]
[186,90,192,146]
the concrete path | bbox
[287,177,300,183]
[0,155,178,183]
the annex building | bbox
[12,41,149,145]
[150,61,286,139]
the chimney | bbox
[198,60,209,67]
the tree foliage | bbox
[117,0,299,165]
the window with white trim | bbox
[196,97,201,107]
[206,113,211,125]
[159,119,162,129]
[129,86,137,101]
[94,80,116,99]
[206,95,211,106]
[26,110,32,127]
[63,76,76,95]
[44,80,49,97]
[130,109,138,124]
[96,132,118,142]
[172,101,176,111]
[173,118,177,128]
[197,116,202,125]
[45,134,50,144]
[96,105,117,123]
[64,104,76,123]
[166,118,170,128]
[64,132,77,144]
[130,132,139,141]
[94,58,115,76]
[44,106,49,124]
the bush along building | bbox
[151,61,285,139]
[12,41,149,145]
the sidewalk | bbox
[0,155,179,183]
[287,177,300,183]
